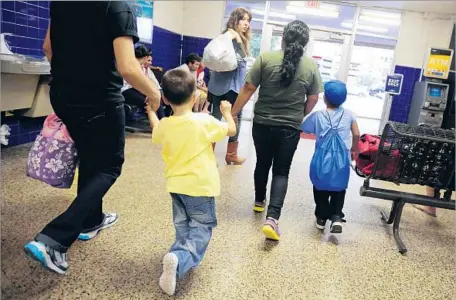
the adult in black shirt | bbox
[24,2,160,274]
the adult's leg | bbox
[313,187,331,220]
[414,187,437,217]
[252,123,274,204]
[210,93,222,121]
[224,91,245,164]
[36,101,126,250]
[267,128,300,220]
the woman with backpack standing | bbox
[231,20,322,241]
[208,7,252,165]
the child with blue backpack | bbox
[301,80,360,233]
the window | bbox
[129,0,154,44]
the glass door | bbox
[262,25,351,112]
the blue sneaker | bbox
[78,213,118,241]
[24,241,68,275]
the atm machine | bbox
[407,48,454,127]
[407,80,450,126]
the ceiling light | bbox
[361,9,401,20]
[266,20,289,27]
[251,9,296,20]
[251,18,264,23]
[289,2,339,11]
[286,5,339,18]
[359,15,401,26]
[341,21,388,34]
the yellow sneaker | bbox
[262,218,280,241]
[253,201,265,213]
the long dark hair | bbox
[280,20,310,87]
[223,7,252,56]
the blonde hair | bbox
[223,7,252,56]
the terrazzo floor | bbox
[1,121,455,300]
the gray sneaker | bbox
[24,241,68,275]
[78,213,118,241]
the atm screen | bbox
[428,87,443,97]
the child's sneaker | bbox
[159,253,179,295]
[330,216,343,234]
[253,201,266,213]
[316,218,326,230]
[24,241,68,275]
[78,213,118,241]
[262,217,280,241]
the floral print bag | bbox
[26,113,78,189]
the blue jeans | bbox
[169,193,217,279]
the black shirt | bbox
[49,2,139,104]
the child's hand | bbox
[144,97,154,114]
[220,101,232,115]
[350,147,358,161]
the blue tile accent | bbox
[20,133,32,144]
[2,9,15,23]
[147,26,182,71]
[38,7,48,18]
[15,24,27,37]
[1,21,15,34]
[26,3,38,16]
[27,27,39,38]
[38,17,48,29]
[27,15,39,28]
[1,1,48,58]
[2,1,14,11]
[389,65,422,123]
[7,135,20,147]
[38,1,49,9]
[15,1,27,15]
[181,35,211,65]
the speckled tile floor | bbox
[2,121,455,300]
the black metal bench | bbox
[359,122,455,254]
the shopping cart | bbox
[359,122,455,254]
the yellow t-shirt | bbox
[152,112,228,197]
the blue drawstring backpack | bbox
[310,110,350,191]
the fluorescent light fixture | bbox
[359,15,401,26]
[361,9,401,20]
[341,21,388,34]
[251,8,296,20]
[286,5,339,18]
[266,20,289,27]
[251,18,265,23]
[289,2,339,11]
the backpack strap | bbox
[335,108,345,129]
[325,108,345,130]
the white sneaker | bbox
[330,221,343,234]
[159,253,179,295]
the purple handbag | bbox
[26,113,78,189]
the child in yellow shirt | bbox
[146,68,236,295]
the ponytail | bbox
[279,21,310,87]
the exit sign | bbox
[306,1,320,8]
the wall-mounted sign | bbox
[385,74,403,95]
[423,48,454,80]
[306,1,320,8]
[129,0,154,44]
